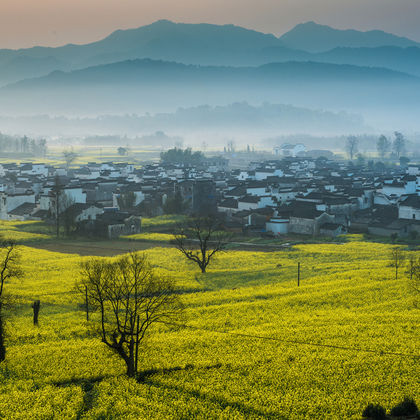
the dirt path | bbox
[28,240,173,256]
[28,239,291,256]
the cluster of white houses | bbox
[218,159,420,237]
[0,157,419,238]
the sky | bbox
[1,0,420,49]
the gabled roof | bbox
[219,198,238,209]
[225,186,247,197]
[283,201,325,219]
[238,195,260,204]
[9,202,37,216]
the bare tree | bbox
[376,135,390,159]
[61,200,78,237]
[51,175,63,238]
[117,147,128,156]
[63,149,78,170]
[390,247,405,281]
[77,253,183,377]
[0,240,23,361]
[393,132,405,159]
[117,191,136,211]
[406,254,420,294]
[173,217,231,273]
[345,136,359,160]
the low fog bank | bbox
[0,102,368,138]
[0,101,419,156]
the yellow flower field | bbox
[0,240,418,419]
[0,220,52,242]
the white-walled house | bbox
[271,188,298,204]
[381,178,416,197]
[41,187,87,215]
[69,204,104,222]
[399,196,420,220]
[62,187,86,204]
[0,191,36,220]
[274,143,306,158]
[266,217,289,235]
[246,185,268,196]
[20,163,49,177]
[236,171,256,181]
[237,195,275,211]
[255,168,284,181]
[407,165,420,176]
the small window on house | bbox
[414,214,416,220]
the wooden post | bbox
[85,286,89,321]
[31,300,40,325]
[297,262,300,287]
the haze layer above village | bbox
[1,19,420,144]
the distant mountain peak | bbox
[153,19,174,24]
[280,21,420,52]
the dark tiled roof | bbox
[239,195,260,204]
[9,202,37,216]
[400,195,420,209]
[219,198,238,209]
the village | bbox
[0,144,419,241]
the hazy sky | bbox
[1,0,420,49]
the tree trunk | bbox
[126,340,136,377]
[0,303,5,362]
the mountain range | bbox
[0,59,418,135]
[1,20,420,86]
[1,20,420,131]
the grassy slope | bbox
[0,240,418,419]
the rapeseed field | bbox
[0,239,418,419]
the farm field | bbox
[0,145,161,167]
[0,238,418,419]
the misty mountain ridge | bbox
[1,58,418,132]
[1,20,420,85]
[6,58,417,88]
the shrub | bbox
[362,403,387,420]
[390,397,418,417]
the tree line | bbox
[345,132,407,161]
[0,133,47,157]
[160,148,204,165]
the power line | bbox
[165,322,420,359]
